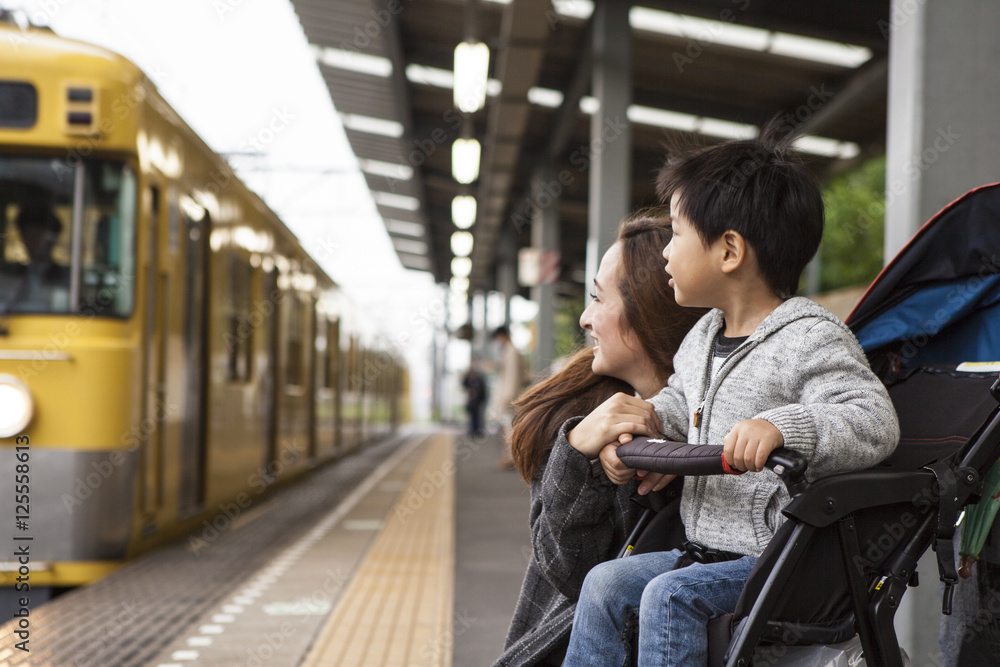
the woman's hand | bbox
[599,444,676,494]
[567,392,663,459]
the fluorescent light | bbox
[451,257,472,277]
[339,113,404,138]
[769,33,871,68]
[450,276,470,293]
[629,7,770,51]
[793,135,861,159]
[392,238,428,255]
[406,63,502,97]
[528,87,564,108]
[628,105,698,131]
[838,143,861,160]
[406,64,455,88]
[579,96,599,114]
[373,191,420,211]
[451,231,474,257]
[452,138,481,184]
[452,196,477,229]
[385,219,425,237]
[454,41,490,113]
[696,117,756,140]
[553,0,593,19]
[313,46,392,77]
[628,6,870,68]
[358,158,413,180]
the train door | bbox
[140,183,168,522]
[307,296,318,461]
[177,204,209,516]
[262,268,279,468]
[329,317,341,454]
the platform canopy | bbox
[288,0,890,297]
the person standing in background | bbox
[462,355,488,437]
[493,325,527,469]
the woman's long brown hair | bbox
[509,210,707,482]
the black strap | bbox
[926,461,959,614]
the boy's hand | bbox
[723,419,784,472]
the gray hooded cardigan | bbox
[650,297,901,557]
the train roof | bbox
[1,20,144,83]
[0,18,358,300]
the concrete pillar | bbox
[497,229,517,327]
[586,0,632,294]
[479,290,491,360]
[885,2,1000,662]
[885,0,1000,260]
[531,164,560,374]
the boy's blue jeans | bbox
[563,549,757,667]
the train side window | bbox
[225,252,253,383]
[324,318,339,389]
[286,296,305,388]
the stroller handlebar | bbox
[616,437,810,493]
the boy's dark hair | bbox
[656,124,824,298]
[492,325,510,339]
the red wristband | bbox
[721,453,745,475]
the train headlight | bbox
[0,374,33,437]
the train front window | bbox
[0,157,136,316]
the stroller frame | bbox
[620,369,1000,667]
[726,376,1000,666]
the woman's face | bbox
[579,242,644,383]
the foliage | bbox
[816,155,887,292]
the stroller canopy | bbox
[847,182,1000,370]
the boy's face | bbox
[663,193,722,308]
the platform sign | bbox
[518,248,560,287]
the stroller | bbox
[615,182,1000,666]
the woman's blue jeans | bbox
[563,549,757,667]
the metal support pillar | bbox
[885,0,1000,260]
[531,164,560,374]
[886,2,1000,663]
[586,0,632,294]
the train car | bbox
[0,18,408,608]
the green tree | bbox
[818,155,886,292]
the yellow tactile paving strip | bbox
[302,434,455,667]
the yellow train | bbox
[0,19,408,602]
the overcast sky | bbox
[14,0,451,416]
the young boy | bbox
[562,135,900,666]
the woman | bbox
[494,211,705,667]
